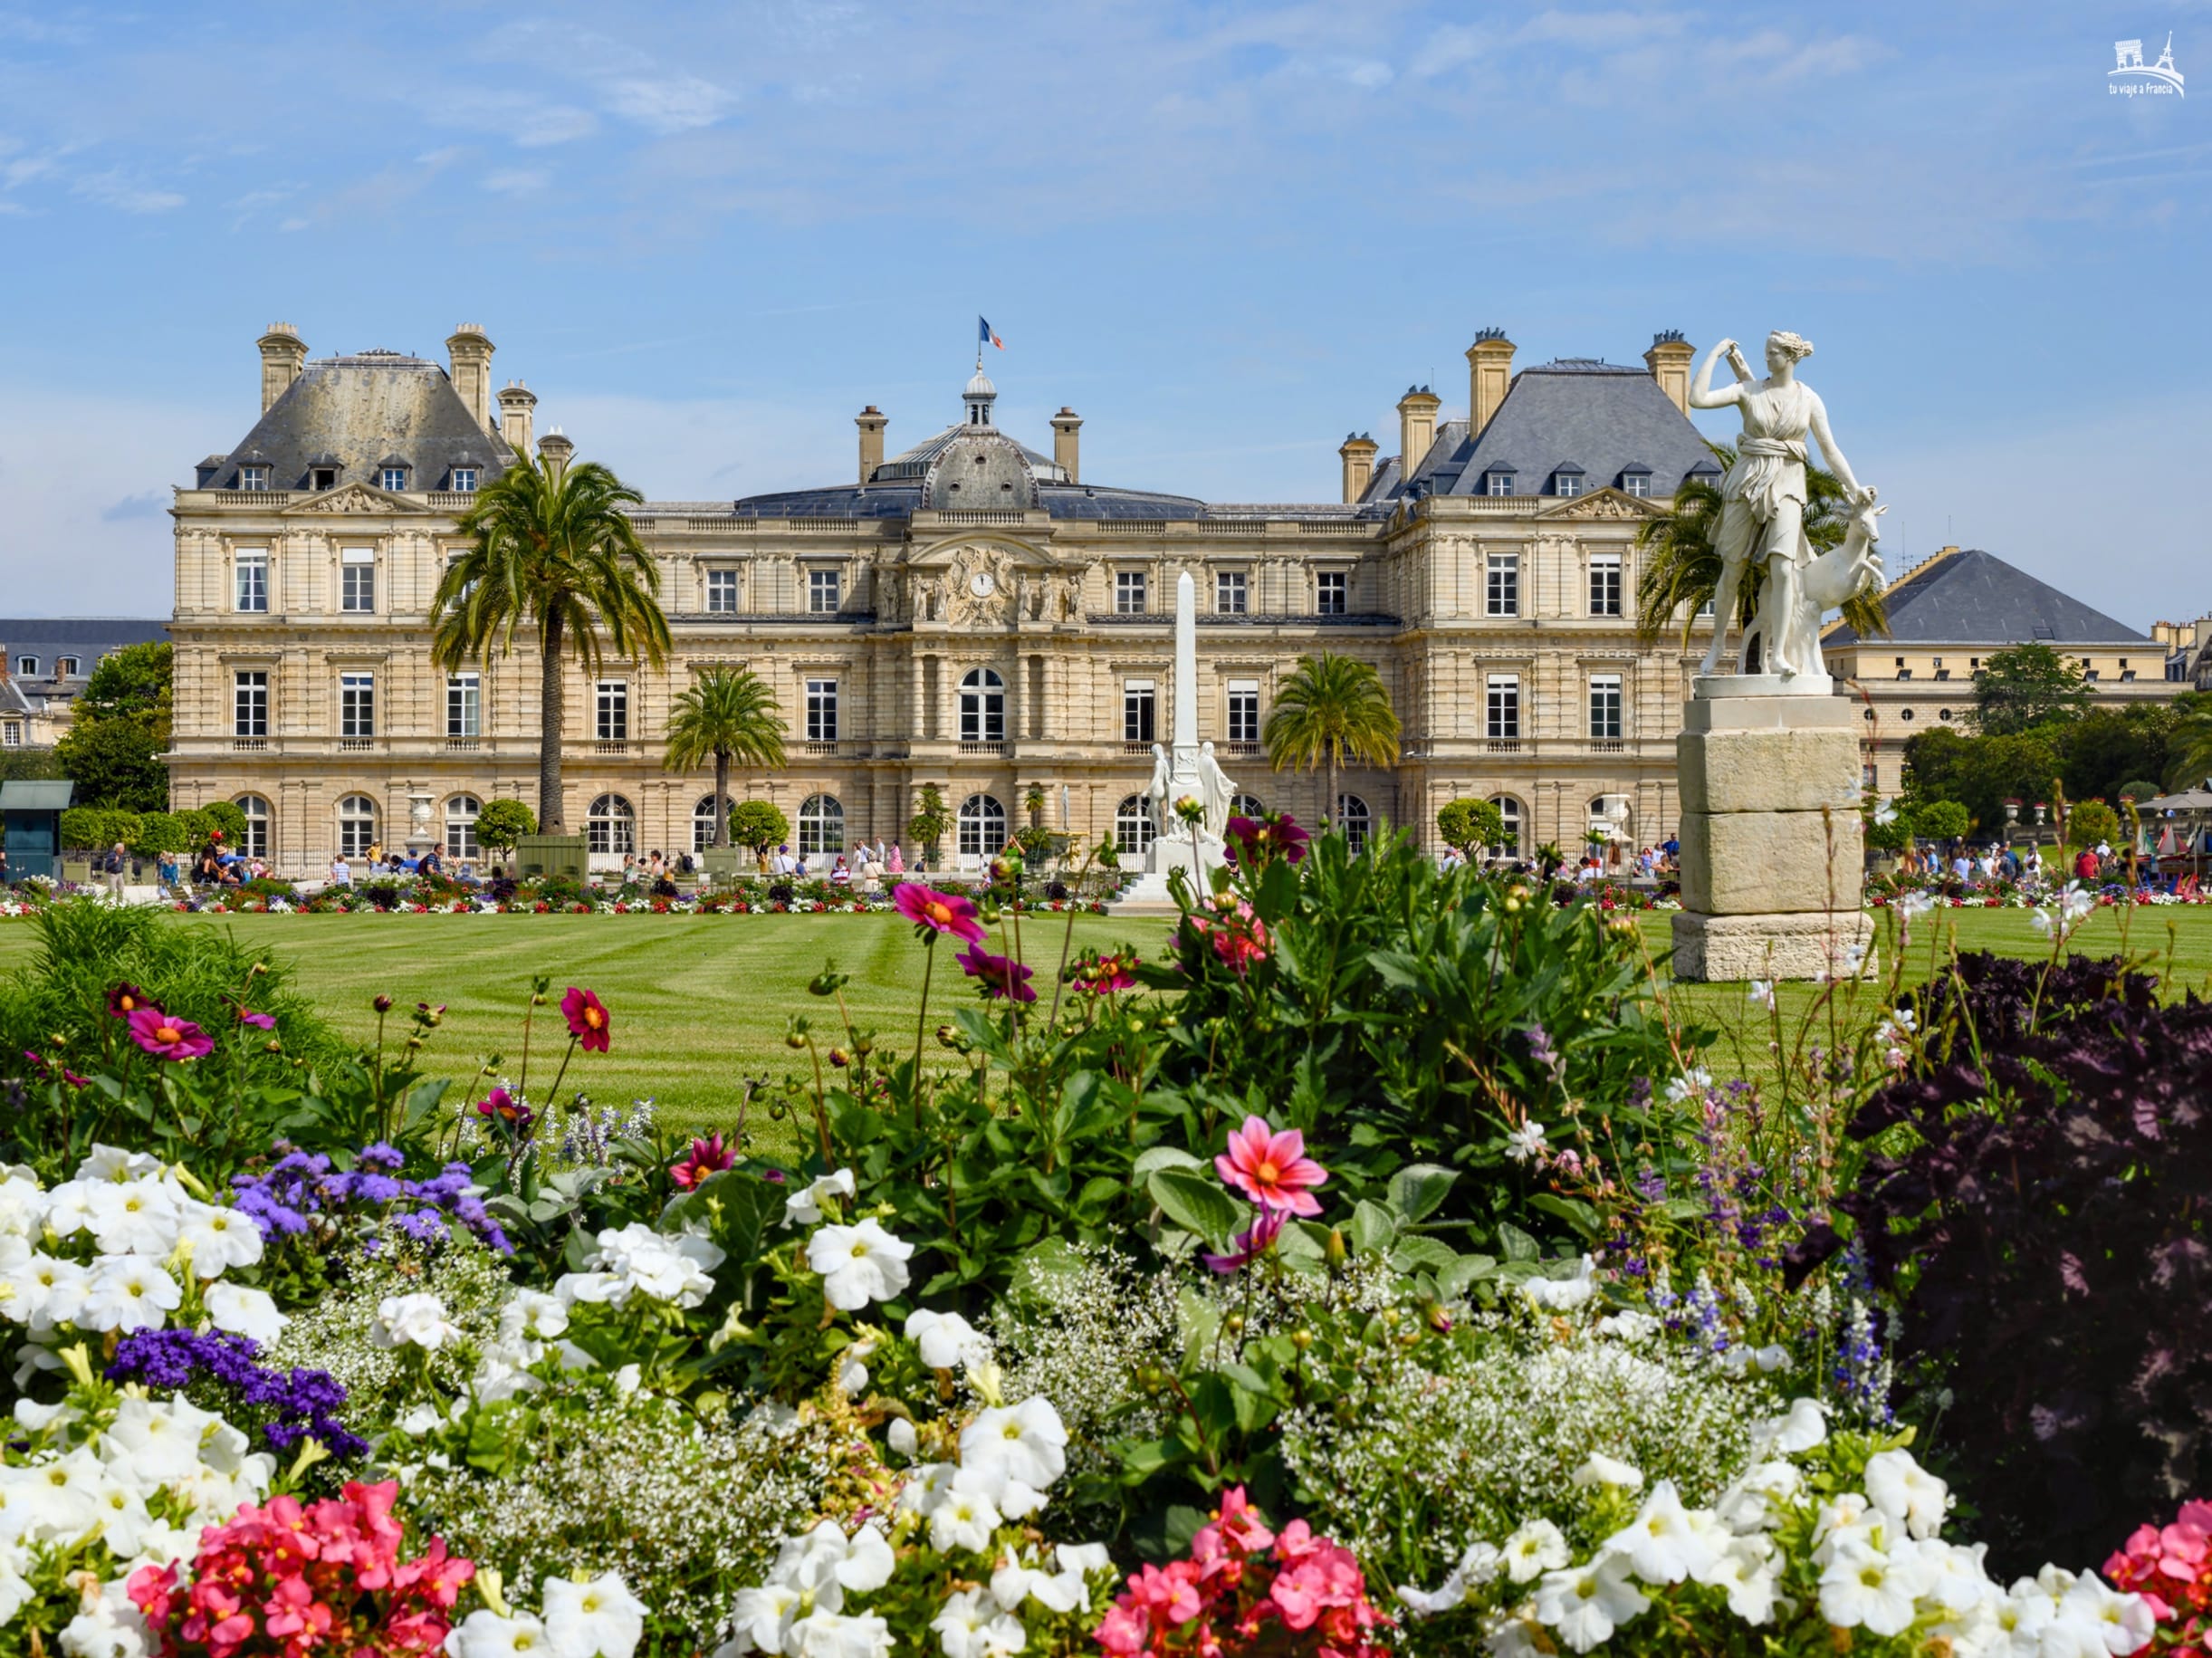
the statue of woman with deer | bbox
[1690,331,1882,684]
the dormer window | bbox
[380,468,406,491]
[239,466,267,492]
[1553,464,1585,499]
[311,467,336,491]
[56,656,80,678]
[1484,467,1516,497]
[1686,464,1721,493]
[1620,466,1652,498]
[14,656,36,676]
[452,467,477,494]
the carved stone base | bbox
[1671,910,1874,982]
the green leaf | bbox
[1496,1222,1540,1262]
[1440,1253,1498,1296]
[1387,1163,1459,1223]
[1527,1193,1601,1240]
[1347,1199,1398,1254]
[1147,1167,1243,1247]
[1390,1235,1460,1273]
[1133,1145,1207,1180]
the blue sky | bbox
[1,1,2207,625]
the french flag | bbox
[979,315,1004,350]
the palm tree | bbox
[2164,708,2212,794]
[665,666,788,848]
[1634,443,1887,651]
[432,454,672,833]
[1262,653,1401,830]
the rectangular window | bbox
[806,678,838,743]
[378,467,407,493]
[1316,571,1347,616]
[238,466,266,492]
[1623,473,1651,498]
[1556,474,1584,499]
[1588,552,1622,617]
[1588,674,1623,739]
[1115,570,1147,615]
[1215,570,1248,615]
[705,569,740,613]
[808,569,840,613]
[1486,473,1512,497]
[235,548,269,613]
[1124,679,1156,743]
[1227,679,1260,744]
[14,656,34,676]
[233,671,268,739]
[1485,553,1519,618]
[596,681,628,742]
[340,546,375,613]
[1,723,19,747]
[446,672,480,738]
[339,672,375,738]
[1486,675,1520,740]
[451,468,477,494]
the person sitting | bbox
[830,856,851,886]
[216,861,244,887]
[330,855,353,887]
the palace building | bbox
[167,321,1728,875]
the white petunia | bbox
[55,1577,150,1658]
[1596,1310,1660,1341]
[78,1256,181,1334]
[1819,1541,1927,1637]
[104,1397,217,1486]
[88,1473,156,1557]
[1502,1519,1572,1583]
[174,1200,264,1278]
[369,1292,460,1350]
[1862,1448,1950,1539]
[1716,1460,1803,1533]
[42,1180,101,1239]
[86,1179,179,1259]
[205,1282,288,1345]
[1532,1551,1649,1652]
[928,1470,1004,1555]
[931,1586,1028,1658]
[447,1608,554,1656]
[807,1220,914,1312]
[783,1611,891,1658]
[960,1397,1067,1493]
[886,1418,918,1460]
[1523,1256,1597,1312]
[77,1145,164,1184]
[1606,1481,1719,1586]
[1398,1540,1503,1616]
[542,1570,648,1658]
[2062,1572,2158,1657]
[726,1584,802,1654]
[500,1289,570,1343]
[907,1308,991,1372]
[1753,1396,1826,1454]
[589,1224,724,1309]
[781,1168,857,1228]
[14,1447,108,1539]
[1571,1452,1642,1491]
[1708,1537,1780,1624]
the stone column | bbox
[1671,691,1872,981]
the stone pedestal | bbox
[1670,688,1872,981]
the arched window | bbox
[958,792,1007,857]
[236,794,272,859]
[1336,793,1373,855]
[1489,795,1524,858]
[444,794,481,859]
[959,667,1005,743]
[1114,793,1156,857]
[799,794,846,857]
[336,794,377,858]
[588,793,636,855]
[692,794,736,853]
[1229,792,1266,820]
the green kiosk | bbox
[0,780,74,880]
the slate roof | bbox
[1365,359,1719,503]
[1825,548,2148,647]
[0,619,169,701]
[196,352,513,492]
[730,480,1211,522]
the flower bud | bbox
[1326,1227,1347,1268]
[373,994,394,1014]
[828,1049,850,1069]
[1290,1328,1313,1351]
[784,1031,808,1050]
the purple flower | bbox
[1202,1207,1286,1274]
[106,1329,367,1459]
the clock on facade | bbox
[969,570,996,597]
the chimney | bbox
[1338,432,1378,504]
[1396,385,1441,481]
[497,380,538,456]
[1644,331,1695,416]
[1050,407,1083,484]
[446,325,495,433]
[1466,328,1515,438]
[537,426,574,477]
[855,406,888,485]
[256,323,307,413]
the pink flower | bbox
[235,1006,277,1030]
[1215,1115,1328,1217]
[957,941,1037,1003]
[128,1005,215,1060]
[1203,1208,1285,1274]
[670,1132,736,1190]
[893,882,988,943]
[560,986,611,1052]
[474,1088,531,1129]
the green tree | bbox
[2163,699,2212,792]
[2059,703,2178,805]
[200,800,248,844]
[1262,653,1401,830]
[1903,726,2062,835]
[76,641,173,737]
[1634,445,1885,648]
[473,800,536,856]
[663,667,787,848]
[1971,642,2092,736]
[1437,798,1505,853]
[729,800,790,858]
[2066,800,2121,851]
[1913,800,1970,843]
[906,784,951,867]
[431,454,672,834]
[55,717,167,812]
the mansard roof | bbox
[197,351,513,491]
[1365,359,1719,503]
[1825,548,2149,647]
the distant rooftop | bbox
[1825,547,2149,647]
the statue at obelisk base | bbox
[1110,572,1232,911]
[1671,330,1882,982]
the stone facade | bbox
[167,323,1726,876]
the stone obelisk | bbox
[1113,571,1228,910]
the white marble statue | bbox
[1145,742,1175,838]
[1195,741,1237,840]
[1690,331,1878,681]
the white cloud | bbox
[484,168,551,196]
[70,168,184,213]
[1514,9,1695,49]
[603,73,737,133]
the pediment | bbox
[905,533,1068,570]
[283,482,426,517]
[1533,487,1664,522]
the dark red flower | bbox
[1223,812,1311,869]
[474,1088,531,1128]
[107,982,153,1019]
[669,1132,736,1190]
[957,942,1037,1003]
[235,1005,277,1030]
[560,986,611,1051]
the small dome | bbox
[965,369,997,400]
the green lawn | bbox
[5,900,2205,1138]
[0,910,1151,1136]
